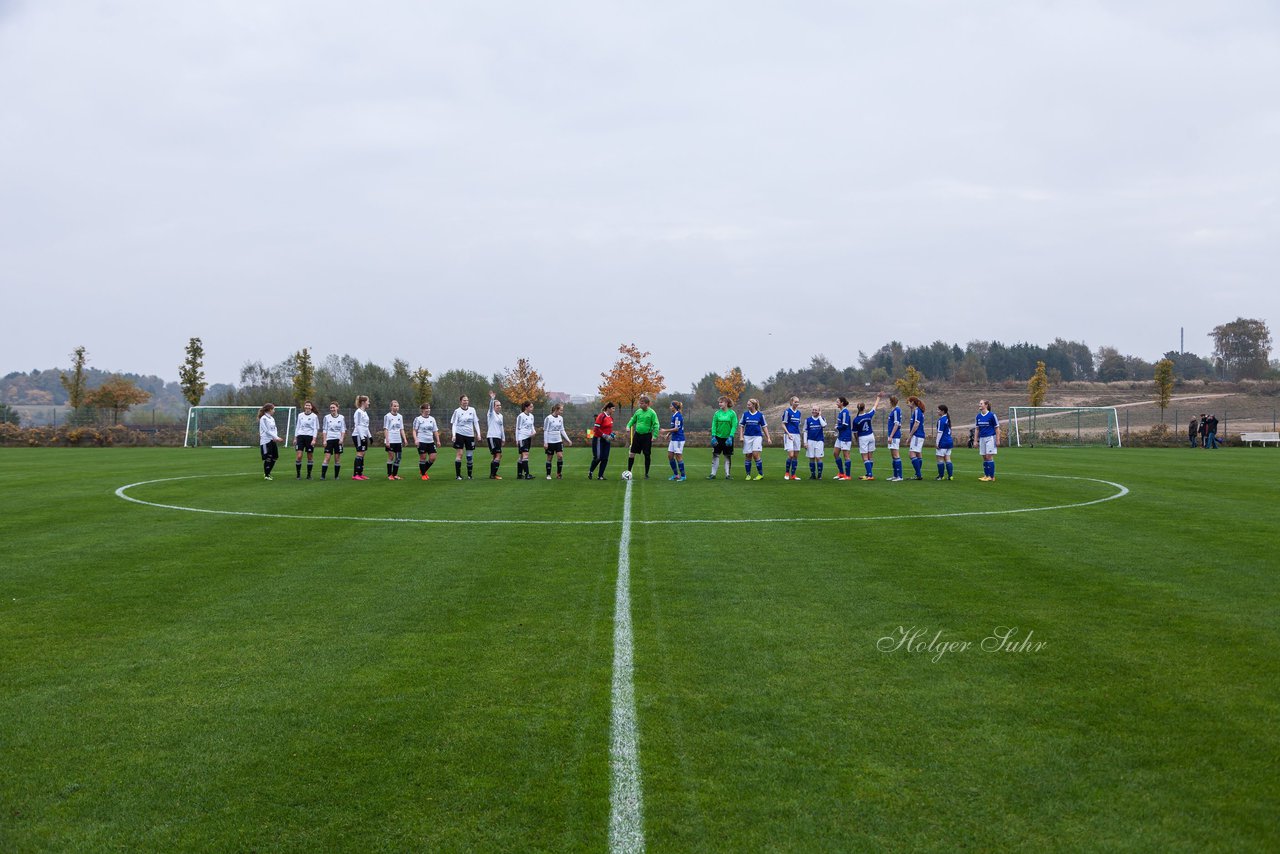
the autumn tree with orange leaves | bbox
[598,343,665,411]
[713,367,745,404]
[499,357,547,408]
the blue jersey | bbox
[886,406,902,440]
[782,407,803,435]
[976,410,999,438]
[853,408,876,437]
[805,416,826,442]
[937,414,953,449]
[669,411,684,441]
[909,406,926,438]
[836,407,853,442]
[740,410,766,437]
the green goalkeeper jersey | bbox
[711,409,738,439]
[626,407,660,435]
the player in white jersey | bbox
[257,403,284,480]
[450,394,482,480]
[294,400,319,479]
[486,391,506,480]
[320,401,346,479]
[543,402,572,479]
[413,403,441,480]
[382,400,408,480]
[515,401,537,479]
[350,395,372,480]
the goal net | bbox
[1008,406,1122,447]
[184,406,296,448]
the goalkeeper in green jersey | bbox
[708,396,738,479]
[625,395,661,479]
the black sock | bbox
[644,452,651,475]
[491,460,500,477]
[306,463,313,478]
[322,465,328,478]
[425,458,433,470]
[296,463,302,476]
[420,461,427,475]
[547,459,553,476]
[557,459,563,475]
[334,464,340,478]
[456,460,462,477]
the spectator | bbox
[1199,414,1208,448]
[1188,416,1199,448]
[1207,414,1220,449]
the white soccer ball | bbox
[621,470,633,480]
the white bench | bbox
[1240,431,1280,447]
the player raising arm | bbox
[853,393,882,481]
[486,391,505,480]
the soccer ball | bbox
[621,470,633,480]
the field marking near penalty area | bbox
[113,473,1129,526]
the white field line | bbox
[609,478,645,854]
[114,474,1126,527]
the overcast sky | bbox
[1,1,1277,394]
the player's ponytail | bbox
[355,394,369,409]
[257,403,274,419]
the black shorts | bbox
[488,438,503,455]
[260,442,279,461]
[295,435,315,452]
[518,438,532,454]
[545,442,563,455]
[712,436,734,456]
[453,435,476,451]
[325,438,343,455]
[353,436,369,453]
[387,442,403,454]
[417,442,437,455]
[630,432,653,455]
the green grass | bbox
[1,446,1277,851]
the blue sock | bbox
[865,460,873,477]
[989,461,996,478]
[835,457,843,476]
[817,461,823,478]
[678,461,685,475]
[937,462,946,477]
[912,457,922,478]
[894,458,902,478]
[756,460,763,474]
[745,460,752,476]
[809,460,816,476]
[946,461,953,477]
[670,458,679,474]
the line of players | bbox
[260,394,1001,483]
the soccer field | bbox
[2,446,1277,851]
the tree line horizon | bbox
[1,318,1272,427]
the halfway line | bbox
[609,479,645,853]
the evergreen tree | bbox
[1153,359,1174,422]
[178,337,207,407]
[1027,361,1049,406]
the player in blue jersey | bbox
[886,396,904,481]
[907,395,927,480]
[738,399,771,480]
[934,404,954,480]
[976,399,1000,481]
[804,405,827,479]
[834,397,853,480]
[781,396,804,480]
[853,393,882,480]
[660,401,687,481]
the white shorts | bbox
[935,447,952,459]
[784,433,802,453]
[910,436,925,454]
[806,439,824,458]
[887,437,901,451]
[834,439,852,452]
[667,440,685,455]
[742,435,763,454]
[979,436,998,455]
[858,435,876,455]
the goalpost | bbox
[184,406,296,448]
[1009,406,1122,448]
